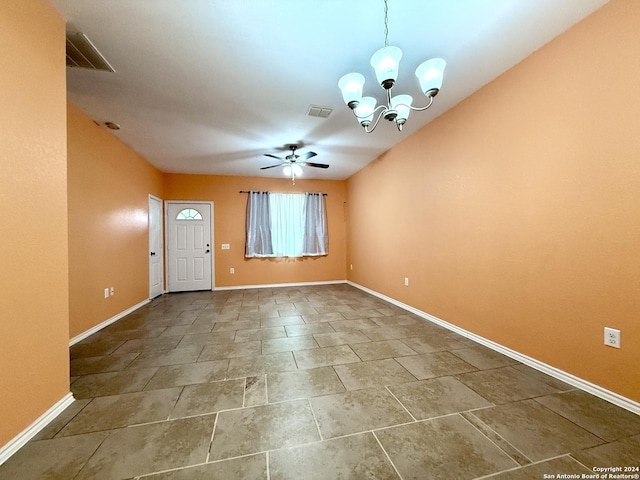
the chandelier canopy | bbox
[338,0,446,133]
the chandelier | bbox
[338,0,446,133]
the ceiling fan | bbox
[260,144,329,184]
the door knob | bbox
[205,249,210,254]
[150,252,156,256]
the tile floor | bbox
[1,284,639,479]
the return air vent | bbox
[66,32,115,72]
[307,105,333,118]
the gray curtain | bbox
[302,192,328,256]
[245,191,273,257]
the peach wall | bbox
[347,0,640,401]
[164,174,347,287]
[67,104,163,338]
[0,0,69,447]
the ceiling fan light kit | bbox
[260,145,329,184]
[338,0,446,133]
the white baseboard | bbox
[348,281,640,415]
[0,393,74,466]
[214,280,347,291]
[69,299,150,346]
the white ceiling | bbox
[51,0,608,180]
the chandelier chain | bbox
[383,0,389,47]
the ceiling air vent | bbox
[66,32,115,72]
[307,105,333,118]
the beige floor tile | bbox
[340,309,385,319]
[510,364,574,391]
[9,285,636,479]
[269,433,399,480]
[70,339,124,359]
[75,415,216,479]
[371,314,422,328]
[198,341,262,361]
[310,387,412,438]
[460,411,532,466]
[267,366,346,402]
[535,390,640,441]
[284,323,335,336]
[571,434,640,470]
[244,375,268,406]
[261,315,305,328]
[0,431,109,479]
[328,318,379,332]
[408,323,459,337]
[70,352,139,376]
[363,326,417,341]
[126,346,204,370]
[333,358,416,390]
[71,367,158,398]
[376,415,518,480]
[234,327,286,342]
[213,319,261,331]
[176,330,237,349]
[293,345,361,369]
[170,379,244,418]
[141,454,268,479]
[388,376,493,420]
[32,399,92,440]
[227,351,298,377]
[209,400,320,461]
[400,333,470,353]
[456,366,563,404]
[486,455,592,479]
[145,359,229,389]
[112,335,183,354]
[312,331,371,347]
[471,399,603,461]
[312,305,354,315]
[160,323,214,337]
[450,345,520,369]
[262,335,318,354]
[59,387,182,435]
[351,339,418,361]
[302,312,347,323]
[395,351,477,380]
[91,326,167,341]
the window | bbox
[245,191,328,258]
[176,208,202,220]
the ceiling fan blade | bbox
[260,163,284,170]
[304,162,330,169]
[300,151,318,160]
[264,153,283,160]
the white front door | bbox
[166,202,213,292]
[148,195,164,299]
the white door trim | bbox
[164,200,215,291]
[148,194,164,299]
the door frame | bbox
[148,194,164,299]
[164,200,215,291]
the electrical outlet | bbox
[110,287,114,296]
[404,277,409,286]
[604,327,621,348]
[221,244,230,250]
[104,288,109,298]
[230,267,235,274]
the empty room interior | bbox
[1,0,639,478]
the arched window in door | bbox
[175,208,203,220]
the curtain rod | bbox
[239,190,327,196]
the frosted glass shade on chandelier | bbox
[338,48,446,133]
[337,0,446,133]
